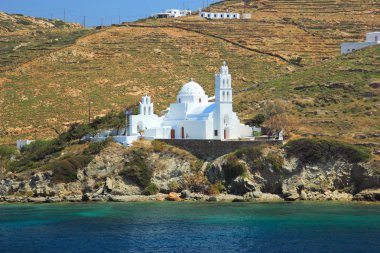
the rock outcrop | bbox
[0,142,379,203]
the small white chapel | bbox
[127,62,253,142]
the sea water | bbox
[0,202,379,253]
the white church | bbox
[126,62,253,142]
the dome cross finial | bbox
[190,77,194,82]
[223,61,227,66]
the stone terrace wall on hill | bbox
[160,139,283,160]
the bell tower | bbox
[139,95,154,116]
[215,62,233,140]
[215,61,233,104]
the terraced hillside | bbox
[0,0,379,146]
[235,45,380,145]
[143,0,379,64]
[0,13,93,72]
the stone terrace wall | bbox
[160,139,283,160]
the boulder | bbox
[228,176,256,195]
[207,196,217,202]
[82,193,92,201]
[283,191,299,201]
[180,190,191,199]
[105,177,113,192]
[353,188,380,202]
[27,197,46,203]
[166,192,181,201]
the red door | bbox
[181,127,185,139]
[171,129,175,139]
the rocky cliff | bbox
[0,140,379,203]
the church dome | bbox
[178,80,206,96]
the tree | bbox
[262,100,298,138]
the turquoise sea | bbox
[0,202,379,253]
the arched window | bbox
[222,91,225,101]
[148,107,151,115]
[226,91,230,101]
[143,107,146,115]
[178,98,181,103]
[199,98,201,103]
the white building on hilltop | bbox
[154,9,191,18]
[127,62,253,142]
[341,32,380,55]
[200,11,240,19]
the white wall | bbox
[341,42,377,55]
[129,114,163,136]
[200,12,240,19]
[366,32,380,43]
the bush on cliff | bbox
[235,146,263,162]
[47,155,93,183]
[284,138,371,164]
[83,138,111,155]
[0,145,17,158]
[120,148,152,188]
[266,151,284,172]
[9,140,65,172]
[142,183,159,195]
[223,156,247,184]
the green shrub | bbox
[266,152,284,172]
[16,19,33,26]
[48,155,93,183]
[284,138,371,164]
[235,146,263,162]
[142,183,159,195]
[289,56,302,65]
[58,123,96,143]
[168,181,179,192]
[209,180,226,195]
[152,140,166,152]
[223,156,247,184]
[21,139,64,161]
[83,139,111,155]
[120,149,152,187]
[53,20,67,28]
[247,113,266,127]
[0,145,17,158]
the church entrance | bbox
[224,128,227,139]
[171,129,175,139]
[181,127,185,139]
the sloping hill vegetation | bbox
[0,0,379,147]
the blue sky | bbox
[1,0,219,26]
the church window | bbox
[214,130,218,136]
[222,92,225,101]
[143,107,146,115]
[227,92,230,101]
[179,98,181,103]
[148,107,151,115]
[199,98,201,103]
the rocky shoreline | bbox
[1,142,379,204]
[2,188,380,204]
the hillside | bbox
[0,12,81,32]
[0,0,379,146]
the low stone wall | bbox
[159,139,283,159]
